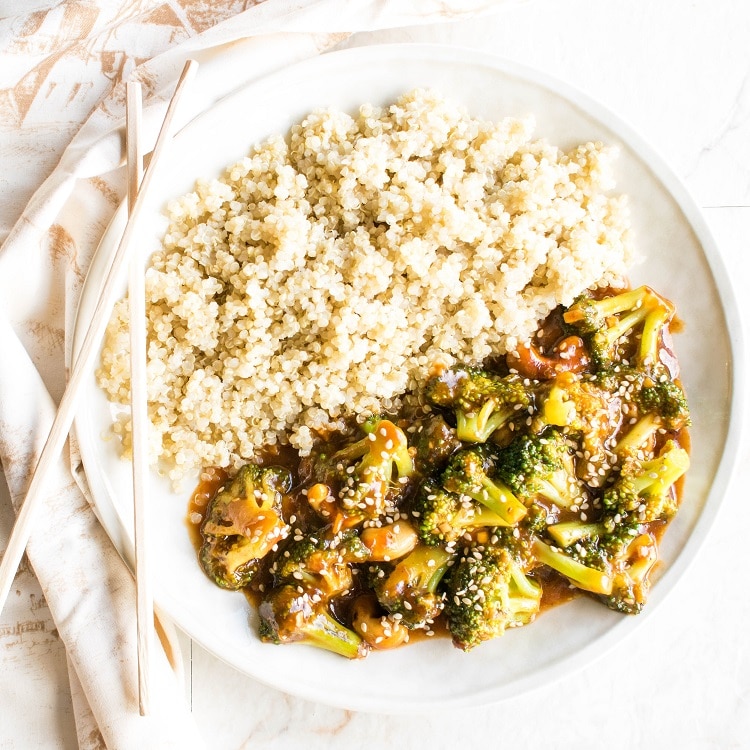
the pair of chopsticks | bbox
[0,59,199,716]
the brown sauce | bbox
[670,315,685,334]
[186,466,227,549]
[537,568,581,611]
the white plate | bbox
[73,43,743,713]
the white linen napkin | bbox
[0,1,516,747]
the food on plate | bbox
[197,464,291,590]
[196,285,689,656]
[95,89,689,657]
[96,88,632,486]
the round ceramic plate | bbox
[72,43,742,713]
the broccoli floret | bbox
[198,541,261,591]
[545,508,641,549]
[441,446,528,526]
[556,526,658,614]
[601,532,659,614]
[636,378,691,431]
[273,527,370,596]
[545,438,687,583]
[337,419,414,519]
[424,366,532,443]
[305,437,364,490]
[258,585,368,659]
[412,478,514,546]
[538,519,662,615]
[563,286,675,371]
[489,509,547,566]
[603,440,690,524]
[538,442,686,615]
[493,429,585,510]
[443,545,542,651]
[494,500,618,595]
[537,374,621,475]
[372,544,454,629]
[199,464,292,590]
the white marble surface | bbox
[2,0,750,747]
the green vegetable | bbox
[444,545,542,651]
[199,464,291,590]
[372,544,454,629]
[425,366,532,443]
[563,286,675,371]
[493,429,584,510]
[337,419,414,519]
[258,585,368,659]
[273,526,370,596]
[441,446,527,526]
[413,477,514,546]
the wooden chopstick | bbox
[0,60,199,619]
[126,80,153,717]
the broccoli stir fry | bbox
[193,285,690,657]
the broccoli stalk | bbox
[443,545,542,651]
[258,585,368,659]
[540,376,579,427]
[338,419,414,518]
[546,521,608,549]
[624,443,689,500]
[613,413,663,460]
[457,401,509,445]
[425,366,532,443]
[563,286,675,370]
[199,464,292,590]
[531,536,614,596]
[373,544,454,629]
[441,447,527,526]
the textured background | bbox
[2,1,749,748]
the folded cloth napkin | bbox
[0,1,516,747]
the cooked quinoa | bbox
[97,89,633,485]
